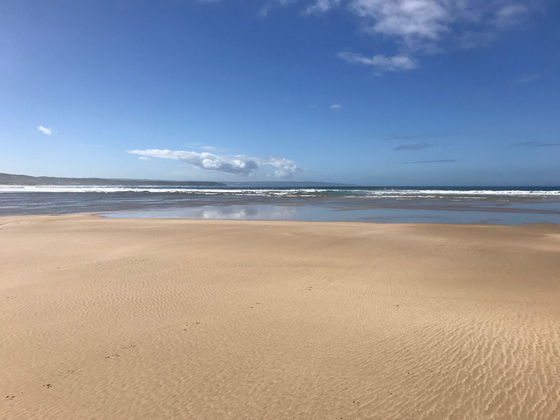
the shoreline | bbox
[2,190,560,225]
[2,215,560,419]
[3,211,560,227]
[5,212,560,229]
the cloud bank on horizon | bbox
[129,149,299,177]
[221,0,543,74]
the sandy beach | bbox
[1,214,560,419]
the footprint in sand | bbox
[42,384,53,389]
[120,344,137,350]
[105,344,137,358]
[5,395,15,400]
[104,353,121,359]
[184,322,201,331]
[55,369,78,378]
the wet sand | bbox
[1,214,560,419]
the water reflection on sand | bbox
[103,199,560,225]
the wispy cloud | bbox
[515,141,560,147]
[341,0,538,72]
[494,4,528,28]
[305,0,341,14]
[511,72,543,86]
[338,51,417,74]
[401,159,457,164]
[348,0,535,48]
[129,149,299,177]
[394,142,432,151]
[387,132,449,141]
[252,0,542,74]
[186,142,224,152]
[388,133,428,141]
[258,0,297,18]
[37,125,55,136]
[330,103,343,110]
[349,0,451,44]
[198,1,543,75]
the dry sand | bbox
[1,214,560,419]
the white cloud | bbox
[37,125,54,136]
[349,0,451,42]
[338,51,417,73]
[344,1,533,45]
[254,0,539,73]
[138,156,150,160]
[330,103,343,110]
[263,156,300,177]
[337,1,537,72]
[129,149,299,177]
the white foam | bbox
[361,189,560,198]
[0,185,329,196]
[0,185,558,198]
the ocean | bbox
[1,185,560,224]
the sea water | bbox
[1,185,560,224]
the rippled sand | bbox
[1,215,560,419]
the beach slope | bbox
[1,215,559,419]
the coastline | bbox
[2,214,560,419]
[2,187,560,225]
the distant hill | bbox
[0,173,225,187]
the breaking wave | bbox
[1,185,559,199]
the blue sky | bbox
[1,0,559,185]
